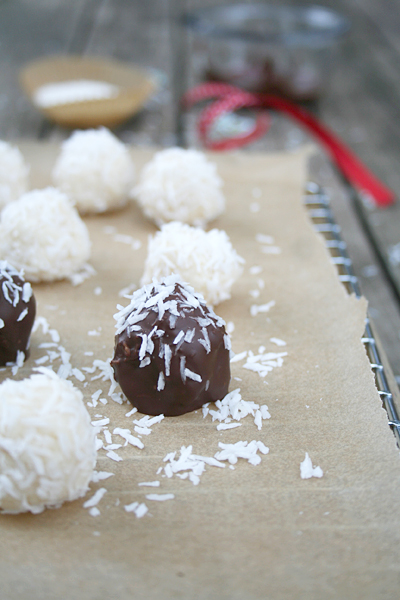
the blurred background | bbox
[1,0,400,385]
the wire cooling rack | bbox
[304,182,400,448]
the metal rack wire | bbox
[304,182,400,448]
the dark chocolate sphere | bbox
[111,276,231,416]
[0,261,36,365]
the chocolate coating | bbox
[111,279,230,416]
[0,263,36,365]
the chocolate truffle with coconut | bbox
[111,275,231,416]
[0,187,91,283]
[0,369,97,514]
[52,127,135,214]
[132,147,225,227]
[141,221,244,306]
[0,140,29,210]
[0,261,36,366]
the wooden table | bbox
[1,0,400,392]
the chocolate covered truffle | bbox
[111,275,231,416]
[0,261,36,365]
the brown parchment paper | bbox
[1,143,400,600]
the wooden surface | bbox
[1,0,400,391]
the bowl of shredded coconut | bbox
[19,56,157,128]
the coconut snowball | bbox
[0,187,91,283]
[0,369,97,514]
[141,221,244,305]
[52,127,135,214]
[0,141,29,210]
[132,147,225,227]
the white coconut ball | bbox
[141,221,244,305]
[52,127,135,214]
[0,370,97,514]
[0,187,91,282]
[0,140,29,210]
[132,147,225,227]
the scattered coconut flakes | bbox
[94,287,102,295]
[124,501,149,518]
[91,389,102,404]
[138,481,160,487]
[89,507,101,517]
[250,300,275,317]
[10,350,25,375]
[68,263,96,286]
[162,445,225,486]
[113,427,144,449]
[133,414,165,428]
[226,321,235,334]
[105,444,122,451]
[91,471,114,483]
[90,358,119,397]
[113,233,141,250]
[255,233,274,244]
[216,422,242,431]
[124,501,138,513]
[270,337,287,346]
[243,350,287,378]
[214,440,269,466]
[135,503,149,518]
[88,329,101,336]
[35,355,49,365]
[125,407,138,417]
[91,417,110,428]
[103,429,112,444]
[72,367,85,382]
[230,350,248,363]
[205,388,270,430]
[250,202,260,213]
[134,426,152,436]
[300,452,324,479]
[249,265,263,275]
[145,493,175,501]
[83,487,107,509]
[261,246,281,255]
[106,450,123,462]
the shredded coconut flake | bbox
[300,452,324,479]
[145,493,175,501]
[214,440,269,465]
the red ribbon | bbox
[183,83,395,208]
